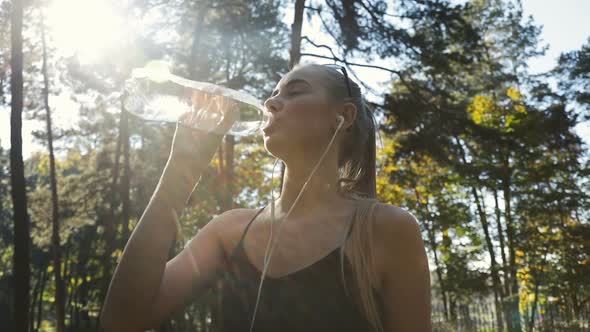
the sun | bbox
[45,0,127,65]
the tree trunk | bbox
[185,2,210,209]
[75,225,95,329]
[471,186,505,332]
[40,10,66,332]
[280,0,306,189]
[289,0,306,69]
[10,0,30,330]
[35,265,48,332]
[189,4,208,80]
[98,99,124,316]
[414,188,448,319]
[107,100,123,253]
[223,135,234,210]
[454,137,506,331]
[428,224,448,320]
[61,243,72,317]
[527,271,541,332]
[29,261,44,332]
[120,109,131,244]
[493,189,510,296]
[501,153,522,332]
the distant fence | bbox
[432,300,590,332]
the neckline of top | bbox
[229,204,358,280]
[234,243,345,280]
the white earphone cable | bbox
[248,116,345,332]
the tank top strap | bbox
[340,202,359,247]
[230,202,358,260]
[345,204,358,240]
[231,205,266,259]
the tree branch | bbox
[300,52,402,76]
[301,36,339,60]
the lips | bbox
[262,119,278,135]
[262,123,276,135]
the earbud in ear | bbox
[332,115,345,133]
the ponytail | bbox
[336,96,377,197]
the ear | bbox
[339,101,357,131]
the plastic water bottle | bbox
[123,61,269,136]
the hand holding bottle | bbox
[167,91,240,177]
[125,60,268,136]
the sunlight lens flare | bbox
[45,0,126,64]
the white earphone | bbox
[337,114,345,127]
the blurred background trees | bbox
[1,0,589,331]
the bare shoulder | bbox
[370,202,427,287]
[204,207,264,255]
[210,207,260,224]
[202,207,260,229]
[371,202,422,239]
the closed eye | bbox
[269,79,311,99]
[267,89,306,100]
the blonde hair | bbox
[340,195,384,332]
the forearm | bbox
[100,130,223,330]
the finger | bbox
[191,90,205,106]
[216,101,240,133]
[189,109,197,126]
[204,96,217,114]
[194,107,203,125]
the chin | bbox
[263,132,286,158]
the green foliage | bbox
[2,0,589,331]
[378,0,589,329]
[556,36,590,120]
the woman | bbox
[100,63,431,332]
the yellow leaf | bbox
[467,95,497,126]
[507,87,523,101]
[506,114,514,127]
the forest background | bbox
[1,0,589,331]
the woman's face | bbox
[262,66,340,159]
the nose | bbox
[264,95,282,114]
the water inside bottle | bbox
[124,62,268,136]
